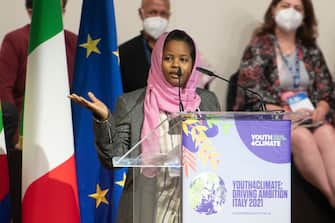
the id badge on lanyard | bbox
[275,38,301,89]
[287,92,314,112]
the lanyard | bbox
[274,39,301,89]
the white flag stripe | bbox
[0,131,6,155]
[22,31,74,195]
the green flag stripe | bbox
[28,0,63,53]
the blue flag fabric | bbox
[0,194,10,223]
[72,1,127,223]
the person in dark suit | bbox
[119,0,170,93]
[70,29,221,223]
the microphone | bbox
[177,67,184,112]
[196,67,267,111]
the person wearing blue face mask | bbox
[234,0,335,207]
[119,0,170,93]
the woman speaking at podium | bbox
[70,29,221,223]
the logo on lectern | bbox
[189,172,227,215]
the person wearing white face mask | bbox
[119,0,170,93]
[275,6,303,32]
[142,14,169,40]
[234,0,335,208]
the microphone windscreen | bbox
[196,67,214,76]
[177,67,182,77]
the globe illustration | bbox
[189,172,227,215]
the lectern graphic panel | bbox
[182,116,291,223]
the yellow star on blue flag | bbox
[113,50,120,64]
[80,34,101,58]
[89,184,109,208]
[115,172,126,187]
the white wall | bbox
[2,0,335,110]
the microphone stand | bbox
[177,67,184,112]
[196,67,267,111]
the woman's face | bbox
[273,0,304,16]
[161,40,193,87]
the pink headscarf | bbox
[141,30,201,175]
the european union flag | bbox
[72,1,127,223]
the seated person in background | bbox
[233,0,335,207]
[70,29,221,223]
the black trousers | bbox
[7,148,22,223]
[2,102,20,222]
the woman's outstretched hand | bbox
[69,92,109,121]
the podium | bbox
[113,112,296,223]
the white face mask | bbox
[275,8,303,32]
[143,16,169,39]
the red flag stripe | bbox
[22,155,80,223]
[0,155,9,201]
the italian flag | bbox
[0,104,10,222]
[22,0,80,222]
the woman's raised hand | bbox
[69,92,109,121]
